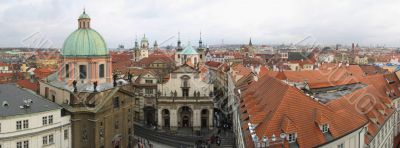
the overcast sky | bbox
[1,0,400,48]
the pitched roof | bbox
[34,68,55,79]
[179,45,198,55]
[205,61,223,68]
[288,52,311,61]
[172,63,198,73]
[240,75,368,147]
[275,65,365,89]
[17,79,39,92]
[0,84,61,117]
[327,84,394,142]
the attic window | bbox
[288,133,297,143]
[322,124,329,133]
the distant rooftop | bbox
[313,83,367,103]
[0,84,61,117]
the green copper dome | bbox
[79,13,90,19]
[79,10,90,19]
[61,11,108,57]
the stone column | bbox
[88,62,92,83]
[58,62,63,81]
[72,62,76,82]
[170,109,178,132]
[157,109,162,129]
[193,109,201,132]
[94,62,98,80]
[209,108,213,130]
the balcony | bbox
[181,82,190,88]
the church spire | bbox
[249,37,253,46]
[199,31,203,48]
[177,32,182,49]
[134,36,138,49]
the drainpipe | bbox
[358,126,366,148]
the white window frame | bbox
[16,121,22,130]
[23,120,28,129]
[337,143,344,148]
[64,129,69,139]
[322,124,329,133]
[49,134,54,144]
[42,136,48,145]
[48,115,53,124]
[288,133,296,143]
[17,142,22,148]
[42,116,48,125]
[23,140,28,148]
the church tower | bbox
[176,32,183,51]
[133,34,149,61]
[197,32,206,63]
[153,40,159,50]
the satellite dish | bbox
[280,133,286,139]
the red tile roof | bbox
[241,75,368,147]
[275,65,365,89]
[327,84,394,141]
[17,79,39,92]
[34,68,55,79]
[205,61,223,68]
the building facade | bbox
[0,84,71,148]
[157,64,214,133]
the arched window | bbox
[99,64,105,78]
[79,65,87,79]
[65,64,69,78]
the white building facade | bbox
[0,84,71,148]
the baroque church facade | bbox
[157,64,214,132]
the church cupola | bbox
[78,9,91,29]
[140,34,149,49]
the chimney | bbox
[253,75,258,82]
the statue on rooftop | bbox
[72,80,77,93]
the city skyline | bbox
[1,0,400,48]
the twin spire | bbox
[177,32,204,49]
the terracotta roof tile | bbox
[241,75,368,147]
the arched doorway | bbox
[178,106,192,128]
[112,134,122,148]
[143,106,156,126]
[162,109,170,129]
[201,109,209,128]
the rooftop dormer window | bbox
[287,133,297,143]
[322,124,329,133]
